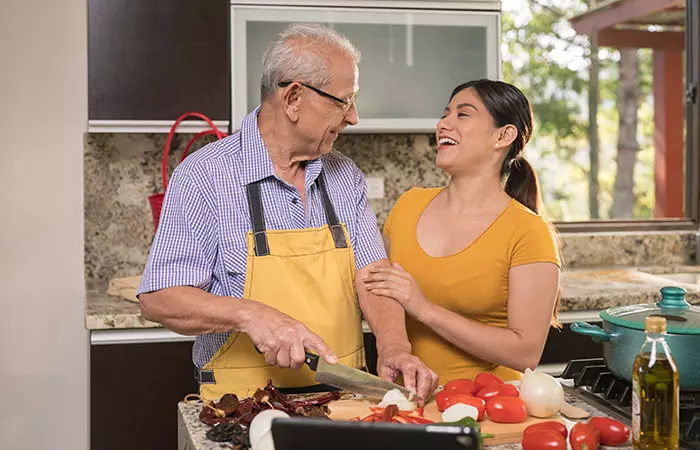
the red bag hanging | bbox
[148,112,228,232]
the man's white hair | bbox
[260,23,362,102]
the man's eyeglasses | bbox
[278,81,358,112]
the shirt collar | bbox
[238,106,324,190]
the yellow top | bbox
[383,188,561,384]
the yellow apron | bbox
[199,175,365,400]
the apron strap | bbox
[245,173,347,255]
[245,181,270,256]
[316,174,348,249]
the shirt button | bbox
[291,198,299,204]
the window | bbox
[501,0,698,231]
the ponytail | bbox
[503,156,542,214]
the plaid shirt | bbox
[138,107,386,367]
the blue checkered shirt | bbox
[137,107,387,368]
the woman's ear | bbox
[281,83,303,122]
[496,124,518,148]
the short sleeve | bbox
[382,203,396,240]
[350,166,387,270]
[137,167,218,296]
[511,218,561,268]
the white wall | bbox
[0,1,89,450]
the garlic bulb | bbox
[519,368,564,418]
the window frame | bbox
[555,1,699,233]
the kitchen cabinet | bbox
[87,0,229,127]
[230,1,501,133]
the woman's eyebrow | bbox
[456,103,478,112]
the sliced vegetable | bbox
[523,421,568,439]
[442,403,479,423]
[356,406,434,425]
[444,379,480,396]
[485,396,528,423]
[519,368,564,418]
[474,372,505,391]
[570,421,600,450]
[378,388,416,411]
[522,430,567,450]
[476,383,520,400]
[435,391,486,420]
[589,417,630,446]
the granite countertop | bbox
[86,265,700,331]
[176,390,630,450]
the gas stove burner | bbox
[560,358,700,447]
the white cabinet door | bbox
[231,5,500,132]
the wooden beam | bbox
[597,29,685,50]
[653,49,685,218]
[571,0,684,35]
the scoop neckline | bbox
[414,189,515,260]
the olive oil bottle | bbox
[632,316,679,450]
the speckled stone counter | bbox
[86,265,700,330]
[176,390,631,450]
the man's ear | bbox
[497,124,518,148]
[281,83,303,122]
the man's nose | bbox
[344,102,359,126]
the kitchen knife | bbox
[303,352,413,400]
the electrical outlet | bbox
[366,177,385,199]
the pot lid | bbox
[600,286,700,335]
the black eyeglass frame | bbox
[278,81,358,111]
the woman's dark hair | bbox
[450,79,541,215]
[450,79,564,328]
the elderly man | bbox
[137,23,437,402]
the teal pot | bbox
[570,286,700,391]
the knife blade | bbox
[304,352,413,400]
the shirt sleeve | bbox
[137,166,218,296]
[350,165,388,270]
[511,217,561,268]
[382,201,396,240]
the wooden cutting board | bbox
[327,397,565,446]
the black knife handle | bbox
[254,345,320,371]
[304,352,320,371]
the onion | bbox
[378,388,416,411]
[442,403,479,423]
[519,368,564,418]
[249,409,289,449]
[255,430,275,450]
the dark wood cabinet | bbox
[88,0,229,120]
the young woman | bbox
[364,79,562,383]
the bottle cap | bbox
[645,316,667,333]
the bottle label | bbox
[632,378,641,441]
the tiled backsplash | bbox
[84,133,697,288]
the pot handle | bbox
[570,322,611,343]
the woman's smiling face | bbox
[435,87,505,177]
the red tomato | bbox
[485,396,527,423]
[476,383,520,400]
[444,379,479,396]
[589,417,630,446]
[475,372,505,391]
[523,421,568,439]
[522,430,567,450]
[435,391,486,420]
[570,422,600,450]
